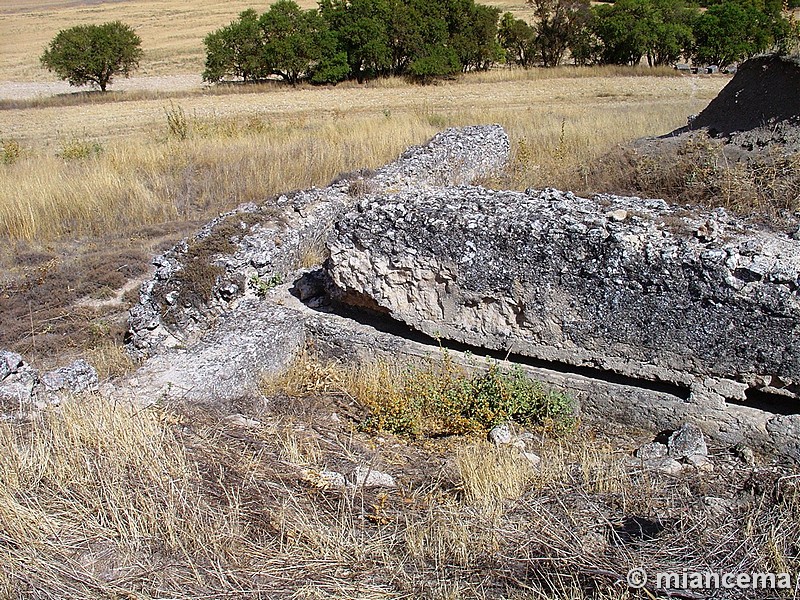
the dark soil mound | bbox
[574,55,800,222]
[690,54,800,138]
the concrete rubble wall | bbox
[121,122,800,459]
[327,185,800,453]
[126,125,509,357]
[120,125,509,404]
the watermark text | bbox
[626,567,793,591]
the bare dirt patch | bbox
[0,220,200,368]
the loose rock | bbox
[636,442,668,461]
[488,423,512,446]
[668,423,709,459]
[348,466,397,489]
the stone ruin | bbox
[118,58,800,460]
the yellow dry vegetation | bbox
[0,70,725,240]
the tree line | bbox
[37,0,797,92]
[202,0,797,85]
[202,0,503,84]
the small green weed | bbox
[164,102,190,140]
[249,273,283,298]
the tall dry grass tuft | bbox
[456,443,537,512]
[0,113,438,240]
[0,396,245,593]
[84,340,138,379]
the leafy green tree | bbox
[319,0,393,82]
[408,45,461,81]
[592,0,656,65]
[531,0,592,67]
[446,0,502,71]
[645,0,695,66]
[40,21,142,92]
[259,0,334,85]
[498,12,538,67]
[309,50,351,84]
[567,2,600,65]
[693,0,789,66]
[203,9,267,83]
[592,0,696,66]
[385,0,423,74]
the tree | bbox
[531,0,592,67]
[408,45,461,81]
[259,0,334,85]
[40,21,142,92]
[693,0,789,67]
[592,0,656,65]
[566,1,599,65]
[319,0,393,83]
[645,0,695,66]
[445,0,502,71]
[498,12,538,67]
[203,9,267,83]
[592,0,695,66]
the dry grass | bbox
[0,396,246,596]
[567,131,800,221]
[0,112,438,240]
[0,72,724,241]
[2,381,799,598]
[457,443,537,512]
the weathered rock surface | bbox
[488,423,512,446]
[0,353,99,416]
[128,301,305,404]
[348,465,397,489]
[0,351,23,381]
[327,186,800,402]
[40,359,99,396]
[667,423,708,459]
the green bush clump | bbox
[362,351,575,437]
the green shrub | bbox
[362,351,576,437]
[58,137,103,160]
